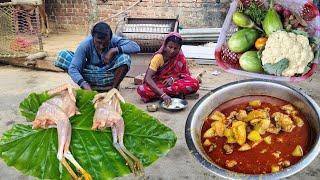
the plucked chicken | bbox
[33,84,92,180]
[92,88,144,176]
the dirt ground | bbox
[0,33,320,179]
[42,32,86,57]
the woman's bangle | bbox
[160,93,166,98]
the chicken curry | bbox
[201,95,312,174]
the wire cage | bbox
[0,1,42,58]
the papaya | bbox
[232,11,263,32]
[239,51,263,72]
[262,0,283,36]
[228,28,259,53]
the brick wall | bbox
[46,0,91,32]
[47,0,231,33]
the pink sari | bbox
[137,32,199,102]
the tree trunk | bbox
[88,0,98,35]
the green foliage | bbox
[291,30,309,37]
[19,92,50,121]
[0,90,177,179]
[263,58,289,76]
[244,2,267,26]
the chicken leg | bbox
[111,119,144,176]
[56,119,92,180]
[92,89,144,176]
[33,84,92,180]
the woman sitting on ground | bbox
[137,32,199,104]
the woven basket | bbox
[215,0,320,82]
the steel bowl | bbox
[160,98,188,112]
[185,79,320,179]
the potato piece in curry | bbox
[201,96,310,174]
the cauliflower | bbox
[261,31,314,76]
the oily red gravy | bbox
[201,95,312,174]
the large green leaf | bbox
[19,92,50,121]
[0,90,177,179]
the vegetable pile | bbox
[221,0,319,77]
